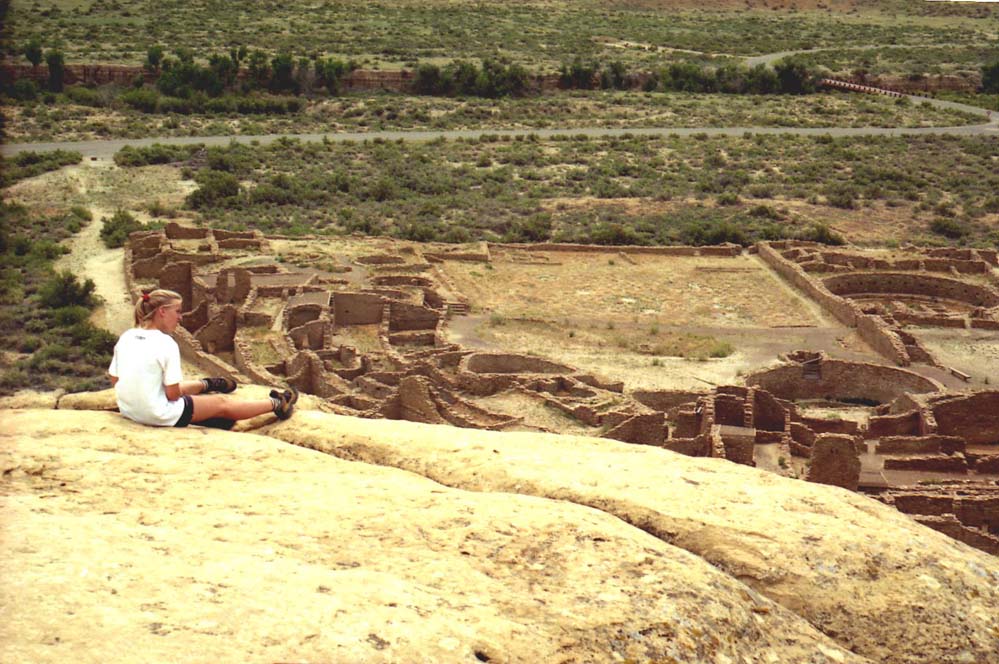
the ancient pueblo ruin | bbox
[131,223,999,555]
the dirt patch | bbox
[908,328,999,386]
[442,251,821,327]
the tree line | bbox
[11,39,999,103]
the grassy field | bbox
[111,132,999,247]
[2,89,983,142]
[3,0,996,74]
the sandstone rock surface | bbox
[2,409,863,664]
[4,407,999,663]
[273,412,999,664]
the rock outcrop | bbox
[273,412,999,664]
[2,408,998,663]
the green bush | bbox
[120,87,160,112]
[681,220,748,246]
[51,305,91,326]
[186,171,241,208]
[38,271,97,309]
[100,209,143,248]
[64,85,104,107]
[114,143,201,167]
[797,223,846,245]
[10,78,38,101]
[70,206,93,221]
[929,217,966,239]
[1,150,82,187]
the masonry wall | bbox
[464,353,575,375]
[388,302,440,332]
[931,392,999,445]
[823,272,999,308]
[745,360,940,404]
[332,293,384,326]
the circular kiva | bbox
[744,359,942,405]
[823,272,999,309]
[463,352,576,375]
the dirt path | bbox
[52,163,134,336]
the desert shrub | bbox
[929,217,966,239]
[1,150,82,187]
[10,78,39,101]
[186,171,241,208]
[64,85,104,107]
[797,223,845,245]
[560,57,599,89]
[589,222,643,245]
[70,206,93,221]
[120,87,160,112]
[114,143,201,167]
[506,213,553,242]
[99,209,142,248]
[681,220,748,246]
[38,271,97,309]
[824,185,858,209]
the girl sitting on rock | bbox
[108,288,296,428]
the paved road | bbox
[3,76,996,160]
[4,117,998,160]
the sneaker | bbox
[273,387,298,420]
[202,377,237,394]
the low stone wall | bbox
[746,358,940,404]
[389,302,440,332]
[868,410,923,438]
[883,455,968,473]
[823,272,999,309]
[914,515,999,556]
[602,412,666,447]
[463,353,575,375]
[806,433,861,491]
[875,435,966,455]
[631,389,706,415]
[332,292,384,326]
[799,416,860,435]
[931,392,999,445]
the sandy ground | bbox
[909,327,999,387]
[441,249,879,390]
[52,174,135,335]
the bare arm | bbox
[165,383,181,401]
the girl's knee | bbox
[191,394,228,420]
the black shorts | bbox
[173,395,234,430]
[174,395,194,428]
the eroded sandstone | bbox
[1,409,865,664]
[267,411,999,664]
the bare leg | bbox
[179,380,206,396]
[189,394,273,422]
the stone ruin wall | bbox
[121,227,999,554]
[823,272,999,309]
[745,358,942,405]
[758,242,911,364]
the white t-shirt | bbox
[108,328,186,426]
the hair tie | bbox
[142,293,150,302]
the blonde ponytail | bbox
[134,289,183,326]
